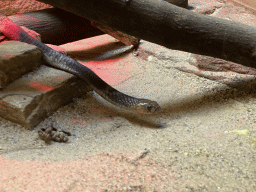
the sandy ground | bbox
[1,48,256,191]
[1,0,256,191]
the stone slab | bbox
[136,0,256,90]
[0,41,42,88]
[0,65,92,129]
[0,34,132,129]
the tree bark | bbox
[36,0,256,68]
[8,8,103,45]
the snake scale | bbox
[0,14,161,114]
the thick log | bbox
[4,0,187,45]
[36,0,256,69]
[8,8,103,45]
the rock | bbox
[0,34,134,129]
[191,0,256,76]
[191,54,256,75]
[0,65,91,129]
[0,40,93,129]
[0,41,42,88]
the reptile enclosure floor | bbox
[0,0,256,191]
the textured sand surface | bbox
[1,0,256,191]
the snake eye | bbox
[147,105,152,112]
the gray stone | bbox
[0,34,135,129]
[190,0,256,76]
[141,0,256,88]
[0,41,42,88]
[0,65,91,129]
[0,40,92,129]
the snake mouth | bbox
[135,99,162,114]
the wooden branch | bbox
[36,0,256,68]
[8,8,103,45]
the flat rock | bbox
[178,0,256,85]
[0,41,42,88]
[0,34,136,129]
[136,0,256,89]
[0,65,91,129]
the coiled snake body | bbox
[0,14,161,114]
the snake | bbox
[0,14,161,114]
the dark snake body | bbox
[0,14,161,114]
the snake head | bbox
[136,99,162,114]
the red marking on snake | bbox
[0,14,46,41]
[29,82,53,92]
[0,16,22,41]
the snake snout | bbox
[137,99,162,114]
